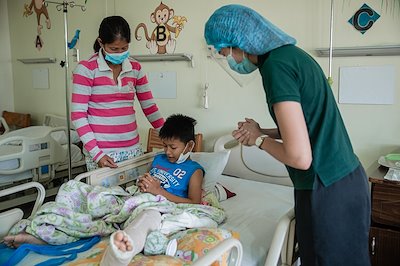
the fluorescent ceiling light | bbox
[315,45,400,57]
[17,58,57,64]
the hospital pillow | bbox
[191,150,231,193]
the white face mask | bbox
[176,143,193,164]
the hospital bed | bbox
[0,114,86,211]
[214,135,296,266]
[0,133,296,265]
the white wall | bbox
[0,0,14,114]
[316,0,400,167]
[5,0,400,169]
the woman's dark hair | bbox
[159,114,197,144]
[93,16,131,52]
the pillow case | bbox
[214,182,236,201]
[130,228,239,266]
[191,150,231,193]
[171,227,239,266]
[202,182,237,207]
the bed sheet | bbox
[218,174,294,266]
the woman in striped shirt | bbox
[71,16,164,171]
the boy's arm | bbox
[186,169,204,204]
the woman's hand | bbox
[138,173,162,195]
[232,118,262,146]
[97,155,118,168]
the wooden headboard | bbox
[0,111,31,134]
[146,128,203,153]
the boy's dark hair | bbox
[159,114,197,144]
[93,16,131,52]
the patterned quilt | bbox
[8,180,226,245]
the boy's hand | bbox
[138,173,162,194]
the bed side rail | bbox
[0,181,45,218]
[264,208,295,266]
[192,237,243,266]
[0,127,67,175]
[43,113,68,127]
[0,116,10,134]
[75,152,158,187]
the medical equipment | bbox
[0,182,45,239]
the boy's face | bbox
[162,137,190,163]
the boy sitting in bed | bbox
[138,114,204,204]
[3,114,208,266]
[101,114,205,265]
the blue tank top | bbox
[149,154,204,198]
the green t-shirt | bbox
[259,45,359,190]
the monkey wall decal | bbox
[23,0,51,50]
[23,0,51,35]
[135,2,187,54]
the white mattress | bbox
[218,174,294,266]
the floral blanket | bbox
[9,180,225,245]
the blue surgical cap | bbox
[204,4,296,55]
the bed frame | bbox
[0,181,45,239]
[73,151,243,266]
[0,153,242,266]
[0,111,31,135]
[0,133,296,266]
[72,135,297,266]
[0,114,86,211]
[214,134,296,266]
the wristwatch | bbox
[255,135,267,149]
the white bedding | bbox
[218,174,294,266]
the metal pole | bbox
[63,1,72,180]
[44,0,86,180]
[328,0,334,86]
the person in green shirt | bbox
[204,4,370,266]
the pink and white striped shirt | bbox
[71,50,164,162]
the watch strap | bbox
[256,135,268,149]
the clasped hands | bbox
[232,118,262,146]
[137,173,162,194]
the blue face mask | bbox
[226,49,258,74]
[104,50,130,65]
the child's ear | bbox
[188,140,196,151]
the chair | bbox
[146,128,203,153]
[0,111,31,134]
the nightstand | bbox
[368,163,400,266]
